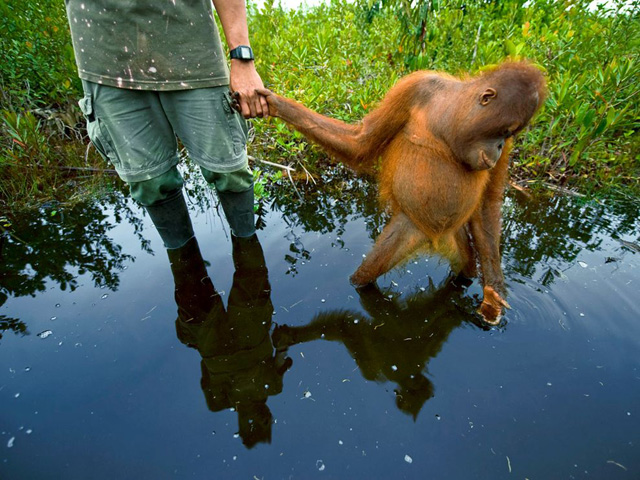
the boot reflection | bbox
[274,277,475,419]
[171,235,291,448]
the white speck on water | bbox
[338,440,343,445]
[232,455,237,461]
[627,412,631,416]
[353,319,359,324]
[578,261,588,268]
[316,460,326,471]
[303,390,312,399]
[7,437,15,448]
[579,313,585,317]
[233,433,239,438]
[391,365,398,371]
[26,429,32,435]
[50,316,57,321]
[38,330,53,339]
[547,382,553,386]
[101,294,109,299]
[14,393,20,398]
[404,455,413,464]
[24,367,31,372]
[321,299,326,303]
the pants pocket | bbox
[222,91,248,157]
[78,93,120,168]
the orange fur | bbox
[259,62,546,323]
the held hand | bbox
[254,87,280,117]
[229,60,269,119]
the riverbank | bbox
[1,0,638,211]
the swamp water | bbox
[1,169,639,479]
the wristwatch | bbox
[229,45,254,61]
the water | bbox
[1,170,639,479]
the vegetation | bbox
[1,0,638,211]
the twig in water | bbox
[248,155,294,172]
[287,168,302,200]
[606,460,627,471]
[298,161,317,185]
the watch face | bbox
[240,47,252,59]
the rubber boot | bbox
[144,189,194,249]
[218,186,256,238]
[168,237,220,328]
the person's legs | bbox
[79,81,193,248]
[159,87,256,237]
[202,166,256,238]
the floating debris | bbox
[506,455,512,473]
[404,455,413,464]
[578,261,588,268]
[316,460,326,471]
[7,437,15,448]
[391,365,398,372]
[38,330,53,339]
[101,294,109,299]
[607,460,627,471]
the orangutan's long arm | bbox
[257,73,434,172]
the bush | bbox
[0,0,80,108]
[367,0,640,190]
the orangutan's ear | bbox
[479,88,497,106]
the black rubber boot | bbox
[218,186,256,238]
[144,189,195,249]
[167,237,220,326]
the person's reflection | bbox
[169,234,291,448]
[274,278,476,419]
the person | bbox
[64,0,269,248]
[172,233,291,448]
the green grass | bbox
[1,0,638,211]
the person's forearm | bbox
[211,0,251,49]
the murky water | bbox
[2,169,639,479]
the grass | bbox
[0,0,638,212]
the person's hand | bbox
[229,60,269,119]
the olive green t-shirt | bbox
[65,0,229,90]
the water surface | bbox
[1,170,639,479]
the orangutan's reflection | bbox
[170,235,291,448]
[274,279,476,419]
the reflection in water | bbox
[0,192,145,338]
[503,191,639,286]
[170,234,291,448]
[274,277,478,419]
[1,170,639,477]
